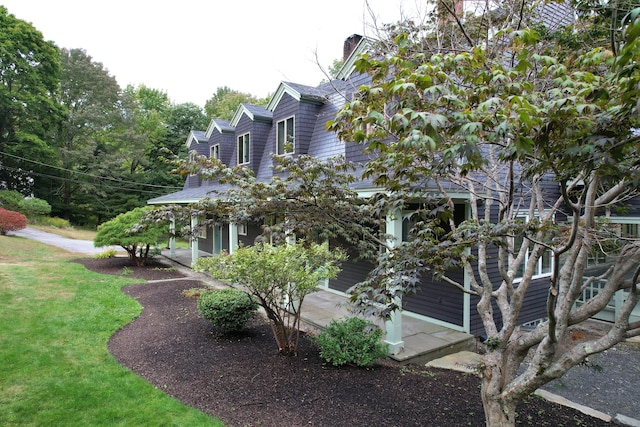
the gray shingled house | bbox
[149,3,640,353]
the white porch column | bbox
[228,223,238,254]
[169,215,176,258]
[190,214,199,265]
[385,209,404,355]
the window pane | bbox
[541,249,552,274]
[243,134,250,163]
[286,117,294,153]
[277,121,285,154]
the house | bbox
[149,2,640,353]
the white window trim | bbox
[237,223,247,236]
[276,116,295,156]
[513,212,553,282]
[210,144,220,160]
[237,133,250,165]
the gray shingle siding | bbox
[404,270,465,326]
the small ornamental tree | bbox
[0,208,27,235]
[195,241,345,356]
[94,207,168,266]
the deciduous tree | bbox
[0,6,62,193]
[328,7,640,426]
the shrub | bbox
[194,241,345,355]
[0,208,27,235]
[21,197,51,219]
[33,216,70,228]
[315,317,388,367]
[0,190,24,212]
[94,249,118,259]
[197,288,258,333]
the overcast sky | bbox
[3,0,423,107]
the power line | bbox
[0,165,174,196]
[0,151,184,190]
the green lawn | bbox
[0,235,225,427]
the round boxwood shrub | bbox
[315,317,388,367]
[197,288,258,333]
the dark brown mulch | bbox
[77,257,611,427]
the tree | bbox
[194,241,344,356]
[51,48,121,221]
[0,6,62,193]
[327,9,640,427]
[94,207,169,266]
[204,87,267,120]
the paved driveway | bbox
[9,227,121,255]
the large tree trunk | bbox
[481,360,518,427]
[482,393,517,427]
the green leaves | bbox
[194,241,345,355]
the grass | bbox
[0,235,225,427]
[30,224,98,241]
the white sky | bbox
[2,0,423,108]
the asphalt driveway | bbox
[9,227,120,255]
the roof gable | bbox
[205,119,234,138]
[266,81,327,111]
[230,103,272,127]
[184,130,208,148]
[335,36,372,80]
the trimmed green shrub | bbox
[21,197,51,219]
[0,208,27,235]
[0,190,24,212]
[197,288,258,333]
[315,317,388,367]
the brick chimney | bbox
[343,34,363,61]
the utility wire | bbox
[0,150,184,190]
[0,165,174,196]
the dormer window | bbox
[237,133,250,165]
[276,116,295,155]
[210,144,220,160]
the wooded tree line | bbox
[0,6,265,225]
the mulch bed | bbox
[76,256,611,427]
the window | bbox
[237,223,247,236]
[237,133,250,165]
[514,214,553,280]
[277,116,295,155]
[198,218,207,239]
[210,144,220,160]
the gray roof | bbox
[212,119,234,133]
[192,130,208,143]
[242,104,272,121]
[147,183,222,205]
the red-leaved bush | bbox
[0,208,27,235]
